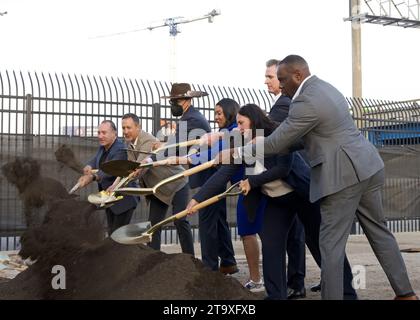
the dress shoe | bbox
[219,264,239,275]
[394,294,419,300]
[310,282,321,292]
[287,287,306,299]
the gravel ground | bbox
[161,232,420,300]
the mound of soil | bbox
[0,159,256,300]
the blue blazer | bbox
[268,94,308,163]
[87,138,139,215]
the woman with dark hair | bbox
[188,103,276,292]
[215,98,240,130]
[188,104,357,299]
[237,105,356,300]
[169,98,242,274]
[195,98,241,275]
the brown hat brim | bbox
[161,90,208,99]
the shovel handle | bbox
[173,194,221,220]
[154,138,202,153]
[182,159,215,177]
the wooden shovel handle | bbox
[173,194,220,220]
[152,159,170,167]
[182,160,215,177]
[154,138,202,153]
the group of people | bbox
[76,54,418,300]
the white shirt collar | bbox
[130,135,139,149]
[271,92,282,106]
[292,74,314,101]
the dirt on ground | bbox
[0,157,256,300]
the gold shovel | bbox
[87,171,135,207]
[149,138,202,154]
[114,159,215,196]
[100,149,199,177]
[111,181,243,245]
[124,138,203,156]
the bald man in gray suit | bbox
[225,55,417,300]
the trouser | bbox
[260,193,297,299]
[198,197,236,271]
[147,184,195,256]
[171,184,195,256]
[319,169,414,300]
[106,208,135,236]
[286,217,306,291]
[261,192,357,300]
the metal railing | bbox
[1,70,419,250]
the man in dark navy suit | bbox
[265,59,308,298]
[77,120,138,235]
[161,83,237,271]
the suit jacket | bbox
[245,75,384,202]
[269,94,308,163]
[127,129,187,205]
[247,152,311,200]
[173,105,212,189]
[87,138,138,215]
[268,94,292,123]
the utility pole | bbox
[351,0,363,98]
[345,0,420,98]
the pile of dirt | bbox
[0,158,256,300]
[1,157,76,227]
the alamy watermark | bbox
[51,265,66,290]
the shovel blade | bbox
[88,191,123,206]
[100,159,139,177]
[111,221,152,244]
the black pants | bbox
[147,184,195,255]
[286,217,306,291]
[198,197,236,271]
[261,192,357,300]
[106,208,135,236]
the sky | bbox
[0,0,419,100]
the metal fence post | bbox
[24,93,33,157]
[152,103,161,136]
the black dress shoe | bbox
[310,282,321,292]
[287,287,306,299]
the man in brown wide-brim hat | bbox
[160,83,239,274]
[161,83,208,117]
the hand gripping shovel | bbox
[69,169,98,194]
[114,159,215,196]
[111,181,243,245]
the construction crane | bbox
[91,9,221,82]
